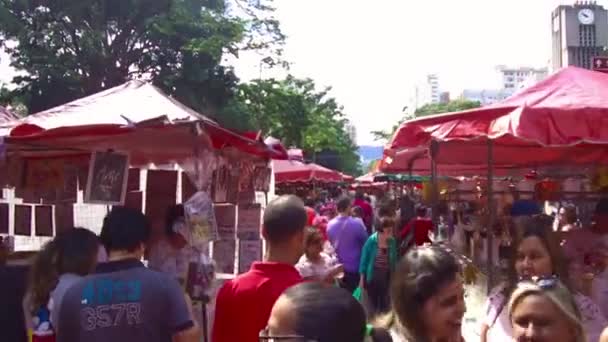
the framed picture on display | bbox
[84,151,129,205]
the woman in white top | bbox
[480,216,606,342]
[296,227,343,284]
[373,246,466,342]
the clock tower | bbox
[551,1,608,71]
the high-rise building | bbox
[496,66,548,91]
[552,1,608,70]
[411,74,441,109]
[426,74,440,104]
[459,89,512,106]
[439,92,450,104]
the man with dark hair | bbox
[213,195,306,342]
[353,190,373,232]
[327,196,368,292]
[57,207,200,342]
[400,205,433,251]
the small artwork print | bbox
[85,151,129,205]
[238,240,262,274]
[214,204,236,239]
[35,205,53,237]
[237,204,262,240]
[213,240,236,274]
[14,205,32,236]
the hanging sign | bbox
[84,151,129,205]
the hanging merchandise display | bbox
[592,166,608,192]
[184,191,219,246]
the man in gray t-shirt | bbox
[57,207,200,342]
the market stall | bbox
[382,66,608,291]
[0,80,287,340]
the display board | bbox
[85,151,130,205]
[238,240,262,273]
[237,204,262,240]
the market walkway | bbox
[463,270,487,342]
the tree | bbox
[220,76,361,175]
[414,99,480,118]
[371,99,481,142]
[0,0,285,114]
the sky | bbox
[0,0,601,145]
[230,0,599,145]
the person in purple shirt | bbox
[328,196,369,292]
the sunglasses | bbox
[517,275,559,289]
[259,324,374,342]
[259,328,316,342]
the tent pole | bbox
[486,138,495,295]
[430,141,439,230]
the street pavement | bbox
[463,272,487,342]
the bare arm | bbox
[600,327,608,342]
[172,294,202,342]
[173,324,202,342]
[479,323,489,342]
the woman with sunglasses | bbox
[261,282,391,342]
[509,278,586,342]
[374,246,466,342]
[480,216,606,342]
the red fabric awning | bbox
[390,67,608,149]
[5,120,287,165]
[273,159,343,184]
[341,173,354,182]
[3,81,288,163]
[383,67,608,174]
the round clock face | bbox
[579,8,595,25]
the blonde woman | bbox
[480,216,606,342]
[509,278,586,342]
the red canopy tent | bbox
[341,173,354,183]
[273,159,343,184]
[383,66,608,173]
[382,67,608,291]
[3,81,287,164]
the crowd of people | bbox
[213,191,608,342]
[1,188,608,342]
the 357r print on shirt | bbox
[79,279,143,330]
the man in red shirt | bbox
[353,190,373,233]
[400,206,434,249]
[212,195,307,342]
[305,206,317,226]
